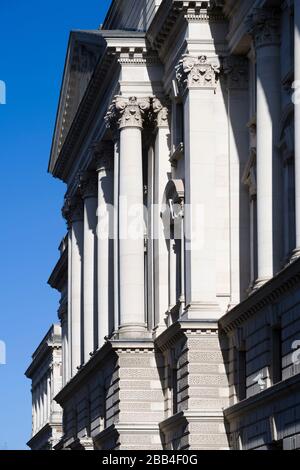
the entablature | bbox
[49,30,162,187]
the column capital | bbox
[92,141,114,173]
[175,55,220,93]
[64,196,84,223]
[246,8,280,49]
[105,95,151,130]
[152,97,169,128]
[78,172,98,199]
[222,56,249,90]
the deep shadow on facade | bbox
[25,0,300,450]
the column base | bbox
[252,277,271,292]
[290,247,300,263]
[116,323,150,339]
[181,301,221,321]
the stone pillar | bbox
[223,56,250,304]
[70,197,84,375]
[106,96,150,338]
[67,229,72,382]
[36,384,40,431]
[294,0,300,257]
[62,203,72,382]
[113,138,120,333]
[80,173,98,363]
[248,9,282,284]
[33,388,37,434]
[43,378,47,426]
[175,55,221,319]
[153,98,170,332]
[95,143,114,347]
[47,374,51,422]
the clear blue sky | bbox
[0,0,112,450]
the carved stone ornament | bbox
[176,55,220,92]
[90,140,114,173]
[246,8,280,49]
[152,97,169,128]
[79,172,98,199]
[62,196,84,225]
[105,96,151,129]
[222,56,249,90]
[61,197,72,226]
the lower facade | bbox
[54,260,300,451]
[55,323,229,451]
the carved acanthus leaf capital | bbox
[152,97,169,128]
[62,196,84,224]
[79,171,98,199]
[222,56,249,90]
[105,96,151,129]
[92,141,114,173]
[176,55,220,92]
[246,8,280,49]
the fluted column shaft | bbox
[96,146,114,346]
[249,9,282,283]
[81,174,98,363]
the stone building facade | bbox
[25,325,63,450]
[26,0,300,450]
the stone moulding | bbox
[219,258,300,334]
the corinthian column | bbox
[248,9,282,285]
[106,96,150,338]
[69,196,84,375]
[80,173,98,363]
[95,143,114,347]
[175,55,221,319]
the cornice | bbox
[47,249,68,292]
[51,35,159,183]
[54,338,156,405]
[51,50,116,182]
[155,319,219,352]
[147,0,226,54]
[25,325,62,379]
[224,373,300,422]
[219,258,300,334]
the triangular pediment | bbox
[49,30,105,173]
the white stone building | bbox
[27,0,300,450]
[25,324,63,450]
